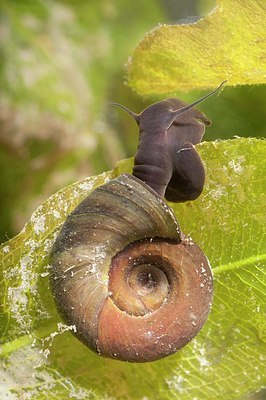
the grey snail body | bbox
[50,83,225,362]
[113,81,226,202]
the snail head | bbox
[111,81,226,136]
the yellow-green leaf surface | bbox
[0,138,265,399]
[128,0,266,94]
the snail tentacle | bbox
[170,80,227,118]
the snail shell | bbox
[50,174,213,362]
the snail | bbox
[50,82,225,362]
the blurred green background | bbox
[0,0,264,245]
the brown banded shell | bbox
[50,174,213,362]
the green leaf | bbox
[0,138,265,399]
[128,0,266,94]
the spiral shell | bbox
[50,174,213,362]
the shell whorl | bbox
[50,174,213,362]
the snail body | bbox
[50,174,213,362]
[50,83,226,362]
[113,82,226,202]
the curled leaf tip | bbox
[128,0,265,94]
